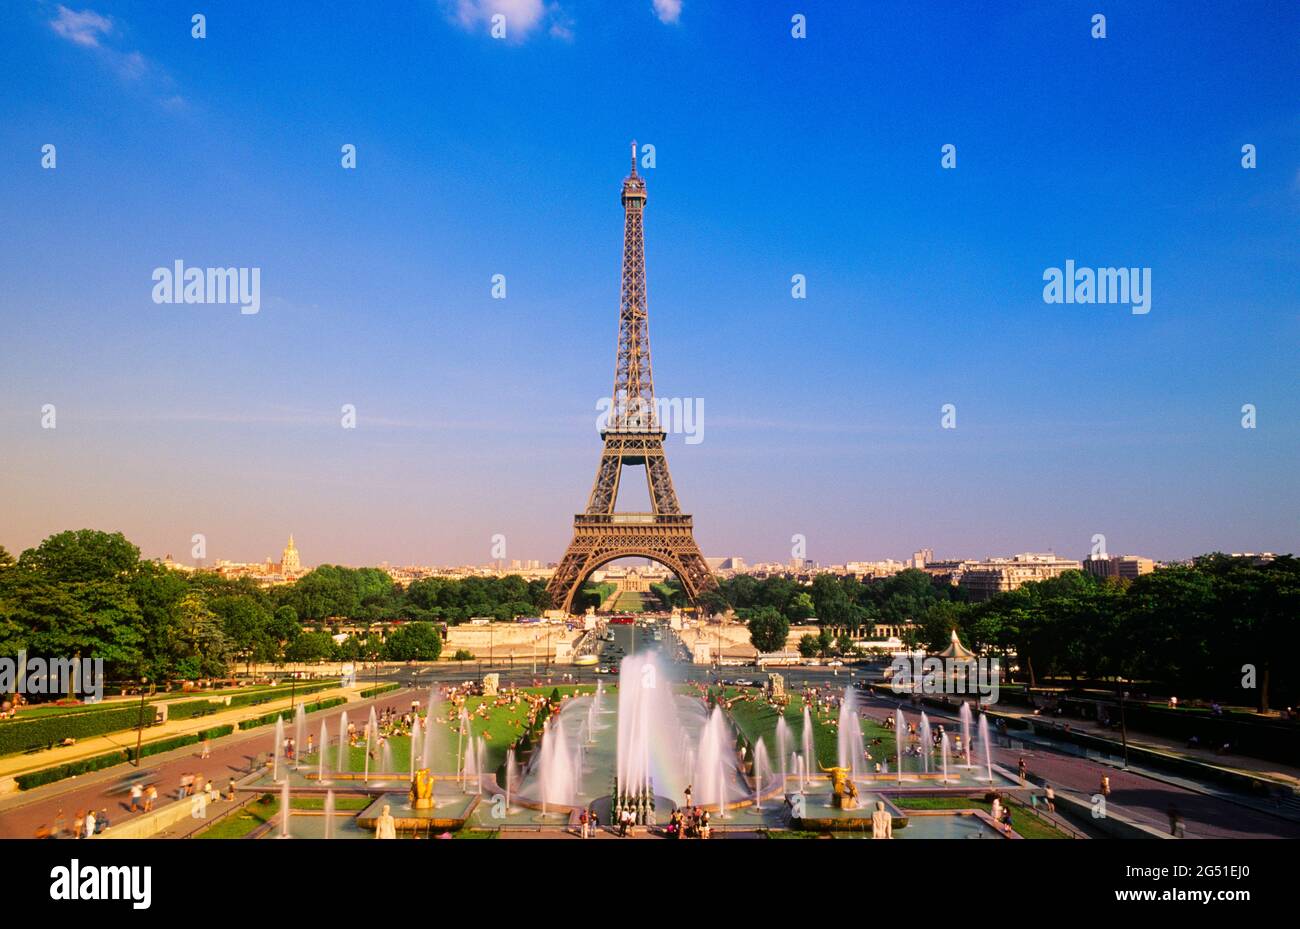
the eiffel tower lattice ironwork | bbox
[547,143,718,615]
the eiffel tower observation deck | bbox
[547,144,717,615]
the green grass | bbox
[10,680,342,720]
[721,689,897,772]
[893,796,1072,839]
[300,685,596,778]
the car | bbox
[733,678,755,687]
[827,660,844,667]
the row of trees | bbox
[0,531,545,684]
[910,555,1299,711]
[727,555,1297,711]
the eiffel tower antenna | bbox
[547,147,718,615]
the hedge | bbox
[131,725,234,762]
[0,704,155,757]
[360,683,400,699]
[165,681,341,721]
[237,697,348,731]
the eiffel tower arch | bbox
[548,144,718,615]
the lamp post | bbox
[1119,690,1130,769]
[133,677,148,767]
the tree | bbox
[382,622,442,661]
[798,634,819,659]
[285,631,336,663]
[173,591,230,679]
[746,607,790,653]
[17,530,140,584]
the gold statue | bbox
[410,768,435,810]
[820,764,859,810]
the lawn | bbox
[194,794,372,839]
[300,685,596,777]
[720,688,897,773]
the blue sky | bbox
[0,0,1296,567]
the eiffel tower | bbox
[547,144,718,615]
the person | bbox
[1018,757,1028,784]
[871,800,892,839]
[375,803,397,839]
[200,738,211,759]
[144,784,157,812]
[130,782,143,812]
[73,811,85,840]
[95,809,109,834]
[990,796,1003,824]
[684,784,692,809]
[1044,783,1056,814]
[589,810,599,835]
[1100,774,1111,797]
[83,810,96,839]
[226,778,237,802]
[699,809,711,840]
[1167,804,1184,838]
[579,809,589,839]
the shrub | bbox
[0,704,154,757]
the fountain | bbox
[336,711,349,774]
[941,731,951,785]
[505,747,516,812]
[463,735,480,794]
[776,716,792,786]
[293,703,306,767]
[959,701,973,767]
[920,713,932,774]
[324,789,335,839]
[693,706,734,815]
[317,720,329,784]
[279,778,291,838]
[422,712,436,771]
[895,708,905,784]
[978,713,994,784]
[800,705,815,786]
[272,716,285,783]
[753,737,770,810]
[537,717,575,810]
[837,687,867,778]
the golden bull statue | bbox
[410,768,435,810]
[821,764,859,810]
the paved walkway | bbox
[860,693,1300,840]
[992,706,1300,788]
[0,682,375,783]
[0,687,414,838]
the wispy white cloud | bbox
[446,0,569,42]
[47,5,184,106]
[652,0,682,24]
[49,5,112,48]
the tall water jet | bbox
[837,687,867,777]
[895,708,905,784]
[919,713,932,774]
[279,779,291,838]
[538,717,575,809]
[409,721,420,776]
[336,711,349,774]
[363,723,371,784]
[941,731,951,784]
[272,716,285,783]
[380,739,393,777]
[959,701,973,767]
[505,747,516,812]
[293,703,306,766]
[462,706,473,789]
[801,704,816,784]
[317,720,329,783]
[464,735,480,794]
[421,712,436,771]
[753,737,770,810]
[323,790,335,839]
[776,717,792,786]
[978,713,993,784]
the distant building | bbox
[1082,554,1155,581]
[957,553,1084,601]
[280,534,302,574]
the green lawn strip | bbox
[721,689,897,772]
[301,685,596,779]
[892,796,1070,839]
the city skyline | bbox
[2,2,1297,567]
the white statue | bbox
[375,803,397,840]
